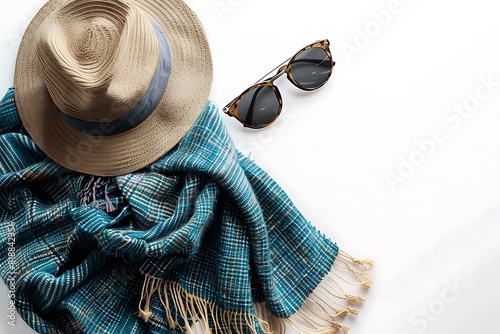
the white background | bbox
[1,0,500,333]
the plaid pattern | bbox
[0,88,338,333]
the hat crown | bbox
[14,0,212,176]
[36,0,160,122]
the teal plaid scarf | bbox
[0,88,372,334]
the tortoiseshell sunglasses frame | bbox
[223,39,335,129]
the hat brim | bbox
[14,0,213,176]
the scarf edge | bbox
[138,249,373,333]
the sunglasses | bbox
[222,39,335,129]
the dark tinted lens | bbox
[237,85,280,128]
[289,47,331,90]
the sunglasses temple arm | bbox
[243,85,266,126]
[252,56,292,85]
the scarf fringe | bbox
[138,249,373,333]
[138,277,264,334]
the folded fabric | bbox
[0,88,372,334]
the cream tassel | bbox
[139,275,274,334]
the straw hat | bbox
[14,0,213,176]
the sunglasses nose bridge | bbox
[269,68,287,83]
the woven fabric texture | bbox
[0,88,346,333]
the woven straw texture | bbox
[14,0,212,176]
